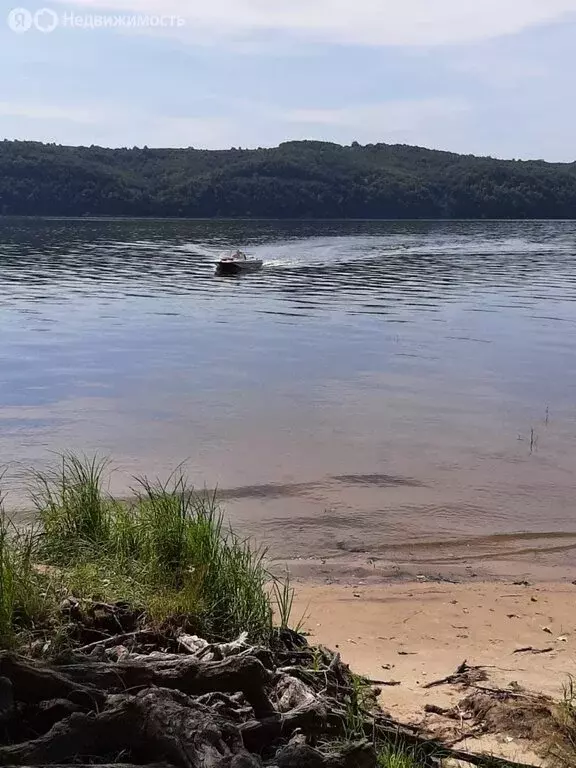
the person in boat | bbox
[234,249,246,260]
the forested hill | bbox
[2,138,576,219]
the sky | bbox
[1,0,575,160]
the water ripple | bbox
[2,218,576,549]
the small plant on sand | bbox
[377,744,424,768]
[342,672,375,740]
[332,677,425,767]
[552,676,576,764]
[272,566,306,629]
[272,569,295,630]
[561,676,576,717]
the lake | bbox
[2,218,576,578]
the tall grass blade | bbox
[30,453,112,563]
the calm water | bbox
[2,218,576,570]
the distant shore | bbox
[4,138,576,219]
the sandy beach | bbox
[294,580,576,764]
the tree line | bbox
[1,138,575,218]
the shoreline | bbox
[274,548,576,587]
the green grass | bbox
[1,454,297,649]
[30,453,114,563]
[550,676,576,765]
[333,666,426,768]
[272,567,306,632]
[126,473,274,639]
[561,675,576,717]
[343,672,374,740]
[0,509,20,646]
[377,745,425,768]
[0,504,55,647]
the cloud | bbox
[272,98,478,154]
[0,99,241,147]
[283,98,470,129]
[0,95,474,152]
[1,89,575,160]
[1,11,574,160]
[0,102,97,123]
[54,0,576,45]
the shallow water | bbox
[1,218,576,568]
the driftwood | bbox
[367,679,401,687]
[77,629,163,655]
[0,633,549,768]
[422,660,488,689]
[0,654,106,707]
[274,739,376,767]
[58,654,274,716]
[241,700,332,752]
[0,688,261,768]
[513,646,554,655]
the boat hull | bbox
[215,259,263,276]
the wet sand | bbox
[220,446,576,581]
[293,580,576,763]
[275,531,576,584]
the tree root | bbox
[0,638,549,768]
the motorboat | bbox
[215,250,263,276]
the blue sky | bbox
[1,0,575,160]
